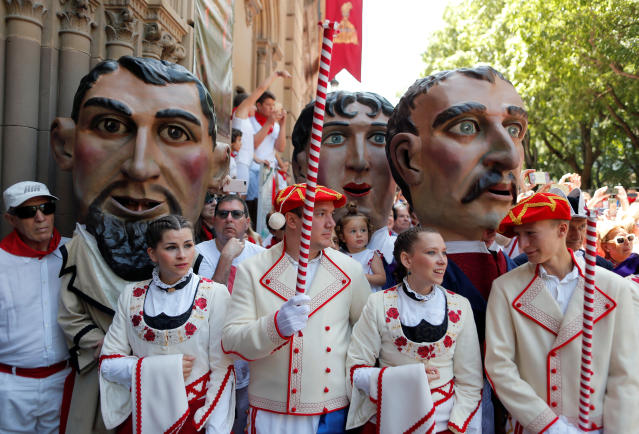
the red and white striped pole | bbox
[295,20,339,295]
[578,208,597,430]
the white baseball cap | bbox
[3,181,59,211]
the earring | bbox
[406,270,412,276]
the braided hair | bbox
[145,214,194,249]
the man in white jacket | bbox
[222,183,371,433]
[486,192,639,433]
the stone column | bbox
[2,0,48,189]
[104,7,138,60]
[55,0,95,234]
[255,40,268,87]
[141,22,162,59]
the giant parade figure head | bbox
[292,91,395,231]
[50,56,223,280]
[386,66,527,241]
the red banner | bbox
[326,0,363,82]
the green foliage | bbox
[421,0,639,188]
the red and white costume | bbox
[0,230,70,434]
[346,283,483,433]
[485,256,639,433]
[99,274,235,433]
[221,242,371,433]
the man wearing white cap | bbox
[0,181,69,433]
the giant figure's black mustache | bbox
[461,171,517,204]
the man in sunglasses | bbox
[0,181,70,433]
[197,195,265,286]
[196,194,264,433]
[486,192,639,432]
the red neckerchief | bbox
[266,236,280,249]
[254,112,273,135]
[248,236,256,244]
[201,223,214,241]
[0,228,61,259]
[231,151,238,158]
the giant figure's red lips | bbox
[343,182,371,198]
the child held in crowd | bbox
[336,203,386,291]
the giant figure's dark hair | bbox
[291,91,394,163]
[385,66,512,207]
[71,56,217,142]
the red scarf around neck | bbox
[201,223,214,241]
[254,112,274,135]
[0,228,61,259]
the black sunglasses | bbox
[11,202,56,219]
[215,210,246,219]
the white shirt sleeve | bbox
[100,356,137,387]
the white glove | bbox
[352,367,380,394]
[276,294,311,337]
[547,416,584,434]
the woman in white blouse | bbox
[346,227,483,434]
[99,215,235,434]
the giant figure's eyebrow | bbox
[83,97,132,116]
[371,122,387,127]
[323,121,350,127]
[432,102,487,129]
[507,105,528,119]
[155,109,201,126]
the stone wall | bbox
[0,0,321,235]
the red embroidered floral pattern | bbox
[394,336,407,348]
[448,309,462,323]
[194,297,207,310]
[185,322,197,336]
[130,279,215,346]
[443,335,454,348]
[143,328,155,341]
[417,345,435,359]
[386,307,399,319]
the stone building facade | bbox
[0,0,322,235]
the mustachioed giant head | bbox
[386,66,527,241]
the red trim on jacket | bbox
[273,310,289,340]
[349,364,373,386]
[539,416,559,433]
[447,387,482,433]
[98,354,126,371]
[134,357,144,434]
[193,365,234,430]
[164,407,189,434]
[259,246,288,301]
[375,367,388,434]
[308,250,351,317]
